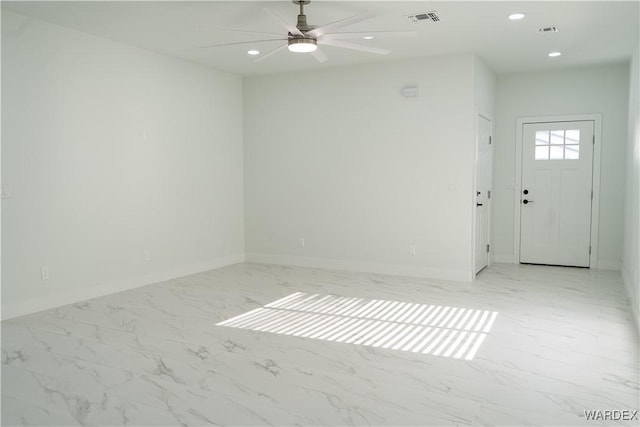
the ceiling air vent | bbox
[406,11,440,23]
[537,26,559,33]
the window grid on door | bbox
[534,129,580,160]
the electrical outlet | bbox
[144,250,150,263]
[41,266,49,281]
[409,245,416,256]
[299,238,305,248]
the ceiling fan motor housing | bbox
[294,0,315,33]
[296,14,311,31]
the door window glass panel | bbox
[550,145,564,160]
[565,145,580,159]
[550,130,564,145]
[535,129,580,160]
[565,129,580,144]
[535,146,549,160]
[536,131,550,145]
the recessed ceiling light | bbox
[363,36,374,40]
[508,13,526,20]
[548,51,562,57]
[247,50,260,56]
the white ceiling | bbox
[3,1,639,76]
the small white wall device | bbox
[402,86,419,98]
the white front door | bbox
[474,116,492,273]
[520,121,594,267]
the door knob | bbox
[523,189,529,195]
[523,199,534,204]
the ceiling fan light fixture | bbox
[288,37,317,53]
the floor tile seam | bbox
[2,322,236,358]
[1,343,238,393]
[45,303,259,326]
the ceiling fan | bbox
[200,0,417,63]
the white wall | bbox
[622,46,640,333]
[474,56,496,120]
[1,11,245,319]
[244,54,477,281]
[493,63,630,268]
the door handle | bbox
[523,199,534,204]
[477,203,483,207]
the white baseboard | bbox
[245,253,473,282]
[621,263,640,337]
[492,253,515,264]
[1,254,245,321]
[596,260,622,271]
[491,254,621,271]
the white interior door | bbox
[474,116,492,274]
[520,121,594,267]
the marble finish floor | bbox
[2,262,639,426]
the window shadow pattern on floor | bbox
[217,292,498,360]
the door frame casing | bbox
[513,113,602,268]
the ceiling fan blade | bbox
[199,39,287,49]
[307,12,375,37]
[196,27,283,38]
[264,7,304,37]
[321,31,418,40]
[311,48,328,63]
[254,44,287,63]
[320,39,390,55]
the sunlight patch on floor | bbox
[217,292,498,360]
